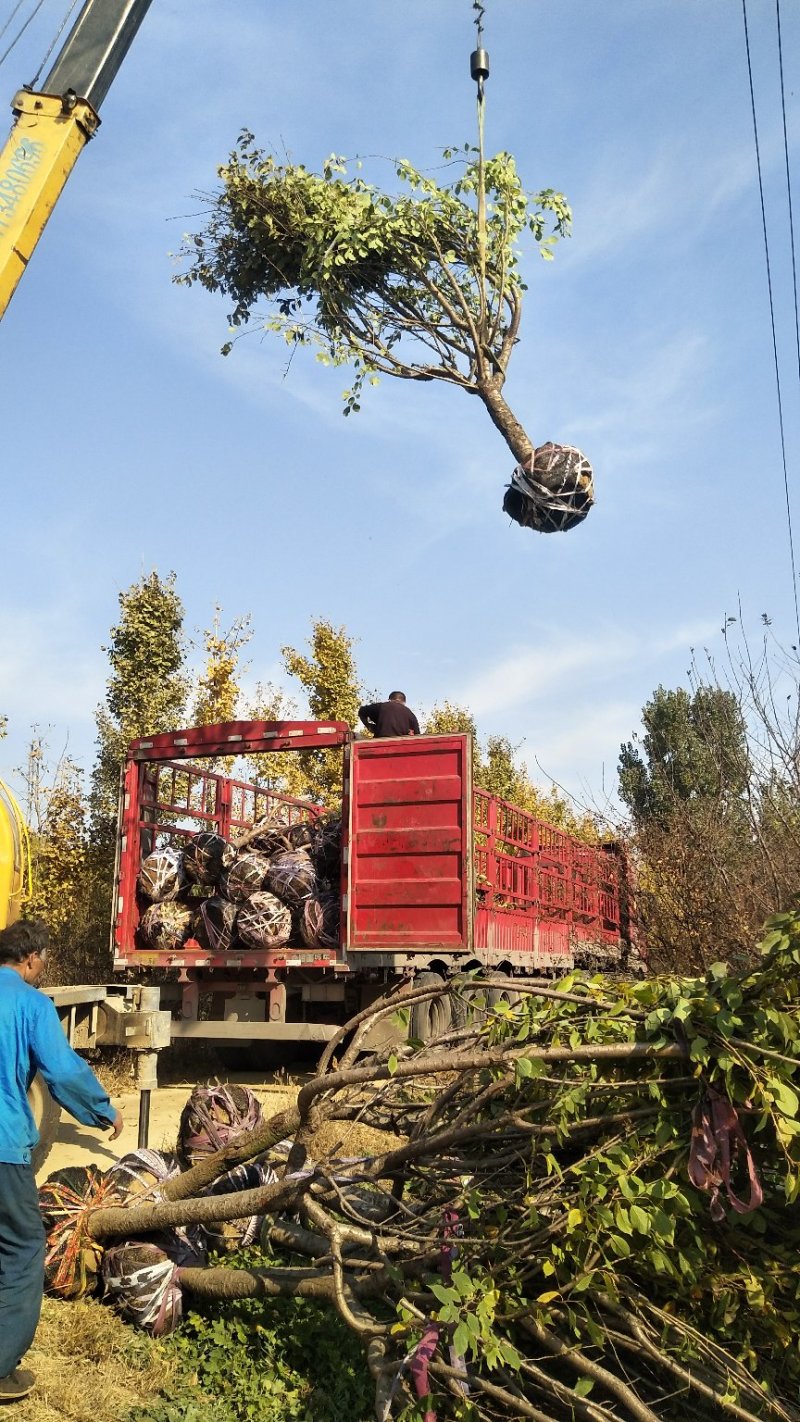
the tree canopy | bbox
[177,136,572,470]
[618,685,749,828]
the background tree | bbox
[243,681,307,802]
[424,700,598,840]
[619,629,800,972]
[281,619,363,804]
[90,571,188,844]
[177,137,585,490]
[18,733,91,983]
[192,607,252,771]
[619,685,749,827]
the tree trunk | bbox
[179,1264,339,1301]
[477,378,534,466]
[88,1174,303,1240]
[160,1106,303,1202]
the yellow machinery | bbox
[0,779,29,929]
[0,0,153,319]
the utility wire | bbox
[742,0,800,642]
[30,0,79,86]
[0,0,27,46]
[0,0,49,74]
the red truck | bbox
[112,721,633,1048]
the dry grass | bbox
[13,1296,175,1422]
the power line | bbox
[0,0,27,47]
[741,0,800,642]
[0,0,49,74]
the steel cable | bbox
[30,0,80,87]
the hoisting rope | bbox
[30,0,81,88]
[471,1,489,333]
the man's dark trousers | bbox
[0,1163,44,1376]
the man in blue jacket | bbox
[0,918,123,1402]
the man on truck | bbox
[358,690,420,738]
[0,919,123,1403]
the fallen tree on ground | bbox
[45,914,800,1420]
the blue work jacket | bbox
[0,966,115,1164]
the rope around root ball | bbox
[177,1083,265,1169]
[40,1165,123,1299]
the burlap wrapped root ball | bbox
[503,442,594,534]
[286,819,316,851]
[177,1083,265,1169]
[101,1231,206,1337]
[138,900,194,952]
[137,846,187,903]
[237,890,292,950]
[193,895,238,953]
[265,849,317,908]
[182,830,234,886]
[39,1165,122,1300]
[105,1148,181,1202]
[301,893,340,949]
[222,850,271,904]
[311,816,342,880]
[203,1162,277,1254]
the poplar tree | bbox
[90,571,188,843]
[282,619,363,804]
[192,607,252,771]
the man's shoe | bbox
[0,1369,35,1401]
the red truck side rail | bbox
[113,722,629,977]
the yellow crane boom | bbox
[0,779,30,930]
[0,0,153,320]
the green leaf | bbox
[575,1377,595,1398]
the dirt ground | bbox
[37,1046,400,1177]
[37,1075,302,1180]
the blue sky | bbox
[2,0,800,817]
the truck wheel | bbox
[487,981,521,1012]
[410,972,452,1044]
[28,1074,61,1176]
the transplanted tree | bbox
[177,136,593,531]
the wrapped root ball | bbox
[250,825,291,857]
[138,846,186,903]
[223,851,270,903]
[177,1083,264,1168]
[39,1164,120,1299]
[194,896,237,954]
[182,831,233,886]
[266,849,317,908]
[301,894,340,949]
[311,816,342,879]
[237,891,292,949]
[286,819,316,851]
[503,444,594,534]
[106,1149,180,1203]
[138,900,193,953]
[101,1232,204,1336]
[203,1162,276,1253]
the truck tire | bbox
[28,1074,61,1176]
[410,972,452,1044]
